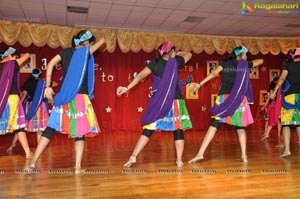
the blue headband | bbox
[32,68,41,78]
[0,47,16,59]
[73,31,93,46]
[234,46,248,56]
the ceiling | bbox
[0,0,299,37]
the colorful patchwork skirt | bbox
[143,99,192,131]
[281,94,300,125]
[24,101,49,132]
[212,95,254,127]
[47,94,100,138]
[0,95,26,135]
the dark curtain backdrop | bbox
[0,43,285,133]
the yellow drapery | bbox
[1,20,300,55]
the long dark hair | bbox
[156,43,164,59]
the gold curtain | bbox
[1,20,300,55]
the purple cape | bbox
[0,61,17,116]
[141,58,182,125]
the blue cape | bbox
[53,47,94,106]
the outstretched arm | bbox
[90,37,105,54]
[191,65,223,93]
[252,59,264,68]
[176,51,192,64]
[116,67,152,96]
[16,53,30,66]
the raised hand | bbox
[44,87,55,100]
[116,86,128,96]
[190,83,201,95]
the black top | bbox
[22,78,38,101]
[146,57,185,99]
[59,48,88,94]
[0,60,20,95]
[218,59,253,95]
[281,61,300,96]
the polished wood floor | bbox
[0,129,300,199]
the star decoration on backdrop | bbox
[261,66,266,72]
[137,106,144,112]
[105,107,112,113]
[201,106,207,112]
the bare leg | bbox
[17,131,32,158]
[261,126,272,141]
[175,140,184,167]
[189,126,217,163]
[263,119,269,136]
[297,126,300,145]
[37,132,42,144]
[237,129,247,163]
[277,123,282,138]
[74,140,85,174]
[123,135,150,167]
[281,126,291,157]
[26,136,50,169]
[7,133,18,153]
[275,123,284,147]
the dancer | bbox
[0,47,32,158]
[7,68,49,152]
[117,41,192,167]
[25,30,105,173]
[270,48,300,157]
[260,77,283,147]
[189,46,263,163]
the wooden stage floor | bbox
[0,129,299,199]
